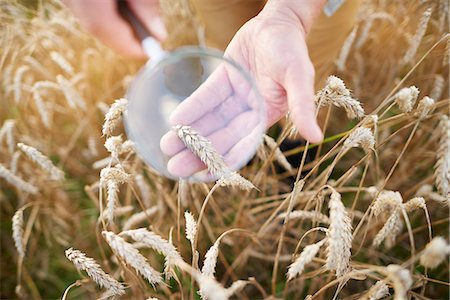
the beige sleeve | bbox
[184,0,361,87]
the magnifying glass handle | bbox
[117,1,165,62]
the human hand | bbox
[160,1,324,177]
[62,0,167,58]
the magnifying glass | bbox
[119,2,266,182]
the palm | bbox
[160,18,319,178]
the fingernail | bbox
[311,124,323,143]
[150,17,168,41]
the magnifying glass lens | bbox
[124,48,265,182]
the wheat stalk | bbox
[325,189,352,277]
[65,248,125,296]
[287,239,326,280]
[102,231,163,286]
[17,142,64,181]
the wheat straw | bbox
[102,231,163,286]
[12,209,25,258]
[419,236,450,269]
[325,189,352,277]
[434,115,449,199]
[102,98,128,136]
[65,248,125,295]
[287,239,326,280]
[17,142,64,181]
[0,164,38,194]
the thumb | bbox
[284,59,323,143]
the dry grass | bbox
[1,0,449,299]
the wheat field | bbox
[1,0,449,299]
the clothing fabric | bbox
[163,0,362,87]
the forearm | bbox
[259,0,326,34]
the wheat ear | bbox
[65,248,125,296]
[17,142,64,181]
[102,231,163,286]
[325,189,352,277]
[287,239,326,280]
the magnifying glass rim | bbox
[123,46,266,182]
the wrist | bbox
[259,0,326,34]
